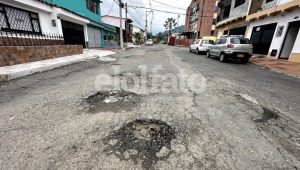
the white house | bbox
[246,0,300,63]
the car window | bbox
[215,39,221,44]
[194,40,200,44]
[220,39,227,44]
[202,40,208,44]
[230,38,251,44]
[209,40,214,44]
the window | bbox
[211,30,215,36]
[212,19,217,25]
[220,39,227,44]
[223,4,231,18]
[234,0,245,8]
[223,30,229,35]
[230,38,251,44]
[215,39,221,44]
[0,3,41,33]
[266,0,274,3]
[86,0,98,14]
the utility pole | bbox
[125,3,128,43]
[177,14,180,33]
[118,0,124,48]
[145,11,153,41]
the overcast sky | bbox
[101,0,190,35]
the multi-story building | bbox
[102,15,133,43]
[41,0,115,48]
[246,0,300,63]
[216,0,252,37]
[184,0,218,39]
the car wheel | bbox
[189,48,192,52]
[196,48,200,54]
[220,53,226,62]
[206,50,210,58]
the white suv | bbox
[206,35,253,63]
[146,39,153,45]
[190,39,214,54]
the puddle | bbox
[82,91,140,113]
[254,107,279,123]
[103,119,176,169]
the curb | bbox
[0,51,115,81]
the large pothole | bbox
[103,119,176,169]
[82,91,141,113]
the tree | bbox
[134,32,142,45]
[164,18,177,36]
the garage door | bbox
[88,27,101,48]
[61,20,85,48]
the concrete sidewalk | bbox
[0,49,116,81]
[250,57,300,78]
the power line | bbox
[129,5,213,17]
[152,0,186,10]
[127,10,144,28]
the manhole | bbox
[82,91,140,113]
[103,119,176,169]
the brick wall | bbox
[0,45,83,67]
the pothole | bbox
[103,119,176,169]
[254,107,279,123]
[82,91,141,113]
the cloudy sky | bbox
[101,0,190,35]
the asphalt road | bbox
[0,45,299,169]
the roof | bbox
[35,0,113,31]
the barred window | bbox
[86,0,99,14]
[0,3,41,33]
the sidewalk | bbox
[0,49,116,81]
[250,57,300,78]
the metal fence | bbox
[0,31,64,46]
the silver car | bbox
[206,35,253,63]
[189,39,214,54]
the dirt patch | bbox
[103,119,176,169]
[82,91,141,113]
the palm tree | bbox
[164,18,177,36]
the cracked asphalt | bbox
[0,45,300,169]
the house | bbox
[40,0,115,48]
[132,26,144,44]
[102,15,133,43]
[246,0,300,63]
[216,0,252,37]
[184,0,218,39]
[0,0,89,66]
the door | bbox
[61,20,85,48]
[88,27,101,48]
[279,21,300,59]
[210,39,221,55]
[191,39,200,51]
[250,23,277,54]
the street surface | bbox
[0,45,300,169]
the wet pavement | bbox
[0,45,299,169]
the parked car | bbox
[206,35,253,63]
[146,39,153,45]
[160,41,167,44]
[190,39,214,54]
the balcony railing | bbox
[0,30,64,46]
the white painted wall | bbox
[102,16,126,30]
[0,0,61,34]
[246,8,300,58]
[291,28,300,53]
